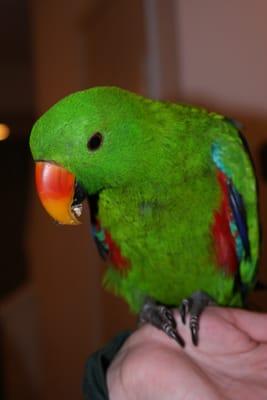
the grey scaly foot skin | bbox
[139,298,185,347]
[179,291,216,346]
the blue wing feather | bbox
[227,181,251,260]
[212,142,251,264]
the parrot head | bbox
[30,86,157,224]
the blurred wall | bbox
[0,0,34,115]
[0,1,36,399]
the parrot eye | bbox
[87,132,103,151]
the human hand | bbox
[107,307,267,400]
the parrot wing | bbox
[211,122,259,297]
[227,179,250,260]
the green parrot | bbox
[30,87,259,346]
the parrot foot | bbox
[139,298,185,347]
[179,291,215,346]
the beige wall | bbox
[177,1,267,115]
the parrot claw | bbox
[190,317,199,346]
[139,298,185,347]
[166,326,185,347]
[180,298,190,324]
[179,291,215,346]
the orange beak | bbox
[35,161,80,225]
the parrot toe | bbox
[139,298,185,347]
[179,291,216,346]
